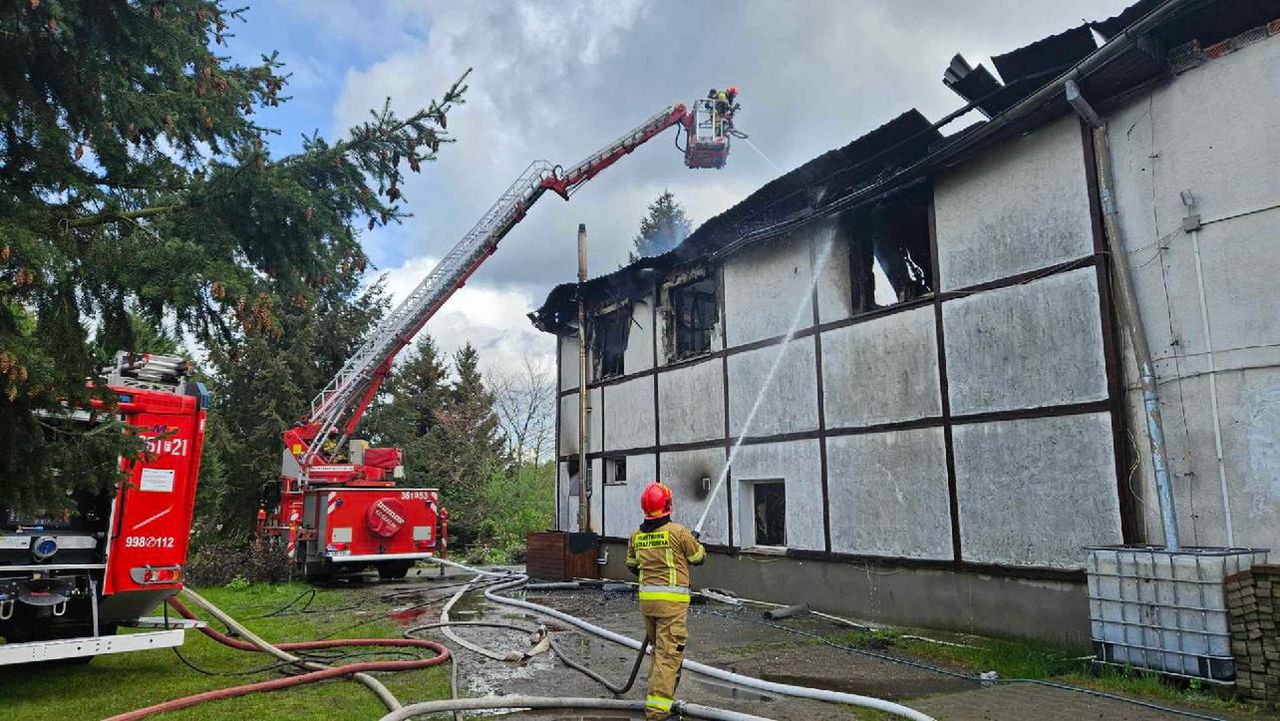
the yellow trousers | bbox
[642,601,689,721]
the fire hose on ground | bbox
[107,559,935,721]
[423,557,937,721]
[103,588,452,721]
[377,696,774,720]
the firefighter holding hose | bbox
[626,481,706,719]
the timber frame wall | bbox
[554,118,1136,583]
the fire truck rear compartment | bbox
[297,487,442,580]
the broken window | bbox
[591,307,628,379]
[750,480,786,547]
[606,457,626,485]
[668,275,718,358]
[843,190,933,313]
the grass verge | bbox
[831,626,1256,714]
[0,582,450,721]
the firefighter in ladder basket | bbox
[626,481,706,719]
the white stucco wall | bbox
[723,234,815,346]
[933,114,1094,290]
[942,267,1108,415]
[657,359,724,445]
[602,377,655,451]
[821,305,941,427]
[1106,35,1280,550]
[727,338,818,438]
[559,335,578,392]
[826,428,952,560]
[622,296,656,374]
[602,453,657,538]
[728,439,824,552]
[660,448,729,545]
[953,413,1121,569]
[558,387,602,455]
[814,224,854,324]
[559,458,603,534]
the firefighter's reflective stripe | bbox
[688,545,706,564]
[638,584,691,603]
[665,548,676,586]
[645,694,674,711]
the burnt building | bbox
[530,0,1280,641]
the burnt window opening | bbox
[606,457,626,485]
[751,481,786,548]
[668,275,718,358]
[844,191,933,314]
[590,307,629,379]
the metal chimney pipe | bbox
[576,223,592,533]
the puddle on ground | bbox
[689,677,777,702]
[446,589,491,617]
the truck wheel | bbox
[376,561,412,580]
[302,561,333,583]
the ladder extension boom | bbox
[298,103,693,468]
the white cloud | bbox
[378,257,551,377]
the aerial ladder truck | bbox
[260,94,741,580]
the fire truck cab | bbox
[0,352,208,665]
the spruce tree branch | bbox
[89,173,180,192]
[65,204,187,229]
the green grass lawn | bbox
[0,583,451,721]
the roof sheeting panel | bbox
[992,24,1098,85]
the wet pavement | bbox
[357,567,1263,721]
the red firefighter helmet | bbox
[640,482,674,519]
[727,86,739,96]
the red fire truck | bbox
[0,352,208,665]
[259,94,740,579]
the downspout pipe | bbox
[1067,78,1180,550]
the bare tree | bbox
[491,353,556,471]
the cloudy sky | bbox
[224,0,1133,375]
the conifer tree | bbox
[201,276,388,528]
[424,343,506,543]
[0,1,469,509]
[361,335,450,479]
[629,189,692,261]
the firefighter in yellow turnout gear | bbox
[627,481,706,720]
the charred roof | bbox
[531,0,1280,335]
